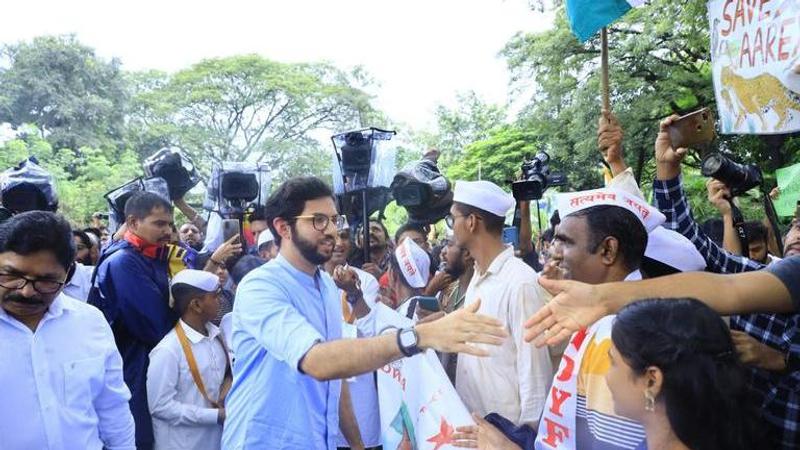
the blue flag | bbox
[566,0,642,42]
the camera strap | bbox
[729,200,749,252]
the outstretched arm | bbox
[525,268,796,347]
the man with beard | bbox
[0,211,135,449]
[222,176,509,450]
[178,222,204,251]
[436,237,475,383]
[350,220,393,280]
[89,192,180,450]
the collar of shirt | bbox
[274,254,323,289]
[0,293,76,330]
[178,319,221,344]
[474,245,515,280]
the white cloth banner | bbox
[709,0,800,134]
[373,305,475,450]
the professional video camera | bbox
[104,177,171,232]
[203,162,271,218]
[390,158,453,226]
[331,127,397,259]
[0,157,59,215]
[511,151,567,201]
[143,147,201,200]
[701,153,762,197]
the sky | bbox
[0,0,554,132]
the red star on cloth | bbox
[426,417,456,450]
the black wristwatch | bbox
[397,327,422,357]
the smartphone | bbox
[503,226,519,249]
[668,107,716,149]
[222,219,241,243]
[413,296,441,312]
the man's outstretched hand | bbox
[417,299,508,357]
[524,277,608,347]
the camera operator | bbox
[648,114,800,448]
[88,192,180,450]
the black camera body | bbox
[701,153,762,197]
[340,131,373,174]
[511,152,567,201]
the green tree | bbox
[414,91,507,168]
[129,55,379,172]
[0,35,128,151]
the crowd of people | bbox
[1,109,799,450]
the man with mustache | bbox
[0,211,135,449]
[89,192,180,450]
[221,176,509,450]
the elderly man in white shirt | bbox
[147,269,231,450]
[0,211,135,450]
[447,180,554,427]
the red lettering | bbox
[758,0,771,21]
[570,328,588,351]
[541,418,570,447]
[740,31,753,67]
[766,23,777,63]
[380,365,391,374]
[548,387,572,417]
[733,0,747,32]
[722,0,735,36]
[752,27,764,65]
[779,18,795,60]
[556,355,575,382]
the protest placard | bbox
[709,0,800,134]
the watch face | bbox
[400,329,417,347]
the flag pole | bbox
[601,27,610,112]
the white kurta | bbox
[455,246,554,425]
[147,320,227,450]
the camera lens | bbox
[701,154,724,176]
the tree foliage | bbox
[0,35,128,151]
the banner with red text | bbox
[709,0,800,134]
[373,304,475,450]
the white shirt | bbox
[456,246,554,426]
[336,268,382,448]
[63,262,94,302]
[0,293,135,450]
[147,320,228,450]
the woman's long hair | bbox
[611,298,765,450]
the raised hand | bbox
[655,115,688,180]
[706,179,733,215]
[598,110,626,176]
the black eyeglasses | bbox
[294,214,347,231]
[444,213,475,229]
[0,273,67,294]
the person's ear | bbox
[125,215,139,230]
[273,218,291,242]
[599,236,620,266]
[645,366,664,398]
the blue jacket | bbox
[88,239,178,448]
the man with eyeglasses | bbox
[222,176,510,450]
[0,211,135,449]
[446,180,553,430]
